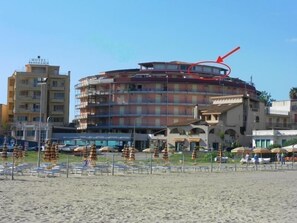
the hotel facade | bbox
[75,61,257,148]
[8,57,70,142]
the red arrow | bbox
[216,46,240,63]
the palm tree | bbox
[289,87,297,100]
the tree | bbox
[258,91,275,106]
[289,87,297,100]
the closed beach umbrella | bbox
[153,147,159,159]
[82,146,88,160]
[162,146,169,162]
[191,148,197,160]
[129,147,135,161]
[89,144,97,166]
[43,141,51,162]
[124,146,130,160]
[1,143,8,161]
[55,144,59,160]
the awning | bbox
[188,138,200,142]
[174,138,185,142]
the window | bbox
[53,105,64,111]
[54,92,64,99]
[53,117,64,122]
[255,116,260,123]
[21,79,29,85]
[33,78,39,87]
[20,91,28,97]
[33,104,40,112]
[180,65,189,70]
[33,117,41,121]
[16,131,23,137]
[52,81,58,87]
[19,104,28,110]
[33,91,41,99]
[17,116,28,121]
[27,130,35,137]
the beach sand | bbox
[1,171,297,223]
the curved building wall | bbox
[75,61,257,135]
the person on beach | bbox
[254,154,259,165]
[245,153,250,163]
[281,153,285,165]
[276,153,280,164]
[83,159,89,167]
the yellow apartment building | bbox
[7,56,70,142]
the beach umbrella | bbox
[162,146,169,163]
[82,146,88,160]
[271,148,287,153]
[191,148,197,164]
[129,147,136,161]
[283,147,297,153]
[89,144,97,166]
[43,141,51,162]
[253,147,271,154]
[121,145,127,157]
[191,148,197,160]
[123,145,130,161]
[231,147,252,154]
[18,145,24,163]
[153,147,159,159]
[1,143,8,161]
[50,143,57,164]
[12,145,19,164]
[55,144,59,160]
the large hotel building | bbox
[8,57,70,142]
[75,61,257,139]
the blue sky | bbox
[0,0,296,121]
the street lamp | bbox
[45,116,51,141]
[37,78,48,167]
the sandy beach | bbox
[1,170,297,223]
